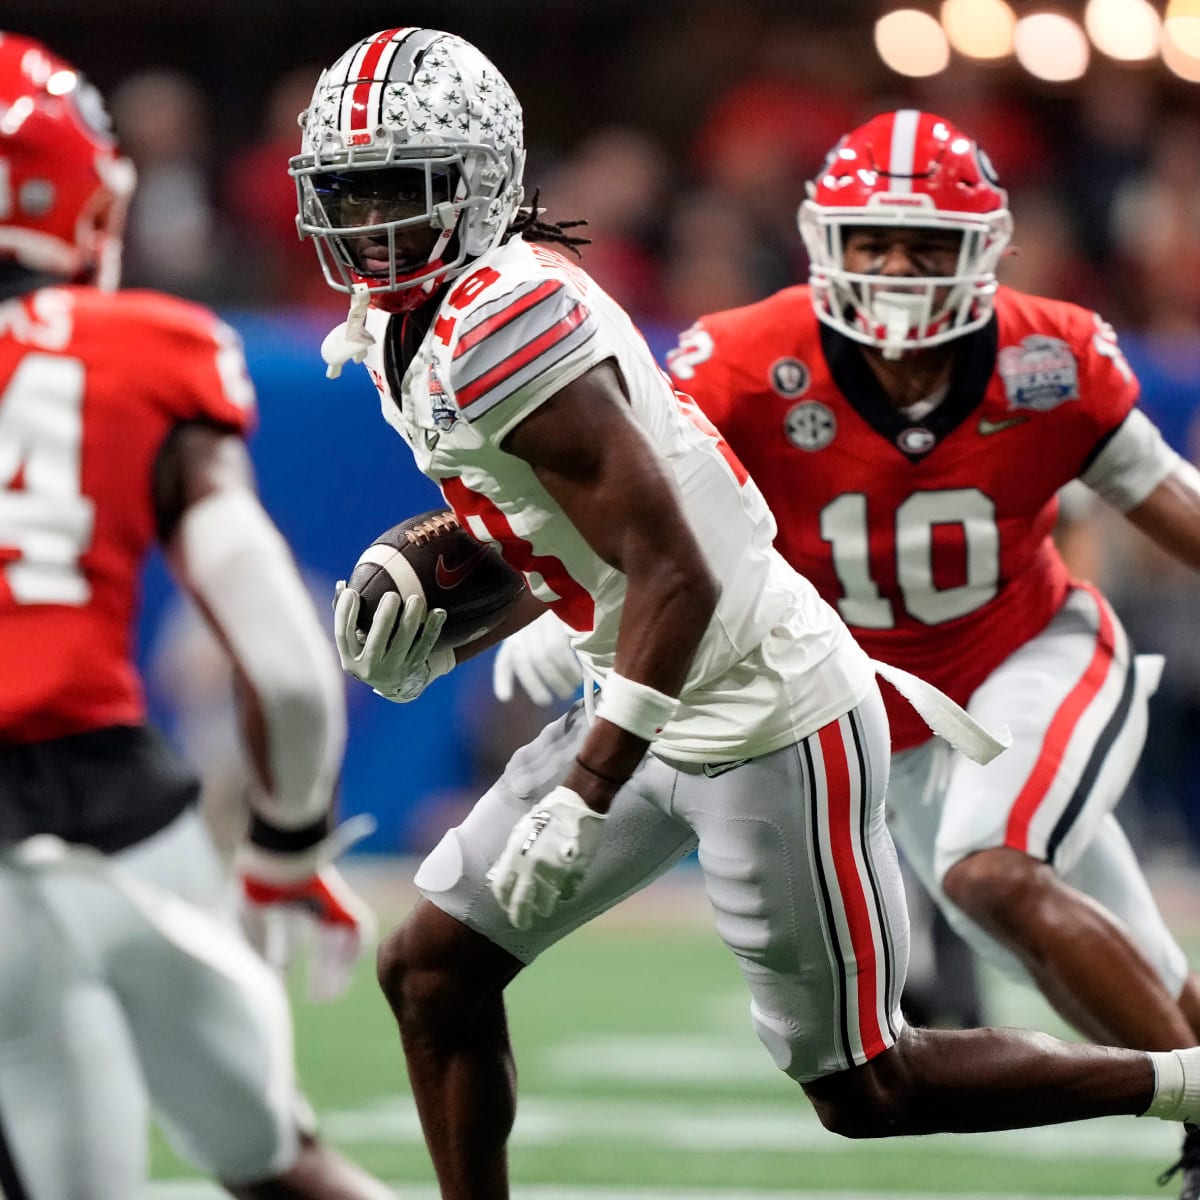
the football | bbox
[346,508,526,649]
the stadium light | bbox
[875,8,951,76]
[1013,12,1091,80]
[882,0,1197,80]
[1084,0,1161,60]
[1162,16,1200,77]
[940,0,1016,60]
[1165,0,1200,56]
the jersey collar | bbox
[819,316,998,462]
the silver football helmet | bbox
[290,28,525,311]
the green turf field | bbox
[148,862,1193,1199]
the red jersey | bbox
[668,285,1138,750]
[0,286,255,741]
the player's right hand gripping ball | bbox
[347,508,526,649]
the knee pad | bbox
[750,1000,904,1083]
[751,1000,807,1081]
[414,827,466,895]
[166,1093,300,1185]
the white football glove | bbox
[493,610,584,706]
[236,814,378,1002]
[488,786,607,930]
[333,581,454,703]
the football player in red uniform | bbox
[0,32,393,1200]
[663,109,1200,1196]
[299,32,1200,1200]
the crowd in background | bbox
[96,9,1200,338]
[21,0,1200,860]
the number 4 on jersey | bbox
[0,353,94,604]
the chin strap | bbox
[321,283,375,379]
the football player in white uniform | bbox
[295,27,1200,1198]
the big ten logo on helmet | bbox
[770,357,810,398]
[998,335,1079,412]
[784,400,836,451]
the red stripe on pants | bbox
[818,718,886,1060]
[1005,583,1116,851]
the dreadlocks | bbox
[507,188,591,258]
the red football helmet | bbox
[0,32,135,289]
[799,109,1012,357]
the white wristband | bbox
[1144,1049,1200,1119]
[594,672,679,741]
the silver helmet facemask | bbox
[290,29,525,304]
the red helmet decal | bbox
[809,109,1007,217]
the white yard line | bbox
[318,1093,1178,1162]
[146,1187,1162,1200]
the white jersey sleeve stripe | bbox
[454,279,562,356]
[453,293,596,418]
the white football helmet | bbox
[291,28,525,312]
[799,109,1012,358]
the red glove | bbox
[236,814,377,1002]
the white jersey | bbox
[359,237,873,760]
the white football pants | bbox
[887,583,1188,994]
[0,809,303,1200]
[415,682,909,1082]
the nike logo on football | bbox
[435,545,492,589]
[977,414,1029,435]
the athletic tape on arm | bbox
[1081,409,1183,513]
[594,672,680,741]
[171,487,346,828]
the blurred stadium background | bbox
[14,2,1200,1194]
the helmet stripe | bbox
[887,109,919,192]
[294,28,526,300]
[348,28,405,134]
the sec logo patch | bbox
[784,400,836,451]
[771,357,811,397]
